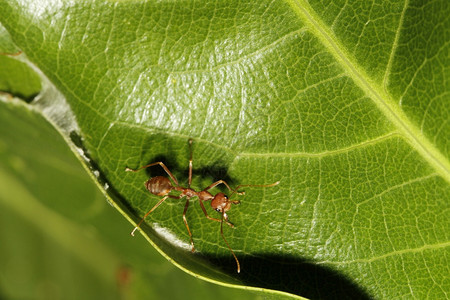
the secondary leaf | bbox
[1,0,448,298]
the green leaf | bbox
[1,0,449,299]
[0,26,40,101]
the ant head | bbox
[211,192,231,213]
[211,193,241,213]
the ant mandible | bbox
[125,139,279,273]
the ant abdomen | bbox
[146,176,173,196]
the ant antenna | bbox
[230,181,280,197]
[220,211,241,273]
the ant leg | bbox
[198,200,234,227]
[131,195,169,236]
[188,139,193,188]
[220,211,240,273]
[203,180,244,195]
[131,194,181,236]
[126,162,179,186]
[229,181,280,197]
[183,197,195,252]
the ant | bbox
[125,139,279,273]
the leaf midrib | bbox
[288,0,450,182]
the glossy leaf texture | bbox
[1,0,449,299]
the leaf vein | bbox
[168,27,307,75]
[239,132,401,158]
[318,241,450,265]
[383,0,409,89]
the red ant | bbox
[126,139,279,273]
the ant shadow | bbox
[137,135,235,185]
[138,140,237,192]
[206,253,371,299]
[143,154,236,190]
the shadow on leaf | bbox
[205,253,371,300]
